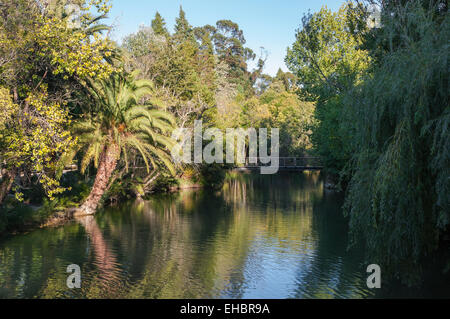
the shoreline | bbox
[1,171,328,239]
[0,182,207,239]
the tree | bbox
[274,68,296,92]
[0,86,75,204]
[0,87,18,203]
[343,0,449,285]
[151,12,168,36]
[240,76,315,156]
[0,0,116,90]
[123,15,218,128]
[174,6,194,43]
[212,20,256,94]
[286,2,370,99]
[71,73,176,215]
[0,0,116,204]
[285,2,370,175]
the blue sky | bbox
[106,0,346,76]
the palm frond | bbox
[75,73,176,179]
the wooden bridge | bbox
[235,157,324,171]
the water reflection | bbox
[76,216,123,297]
[0,172,447,298]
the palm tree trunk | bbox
[0,169,16,205]
[78,143,120,215]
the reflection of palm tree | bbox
[77,215,122,297]
[1,171,375,299]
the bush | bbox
[200,164,226,190]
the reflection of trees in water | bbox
[25,216,123,298]
[222,172,372,298]
[0,223,87,298]
[222,171,322,243]
[0,171,371,298]
[91,173,324,298]
[114,191,246,298]
[0,216,123,298]
[290,191,373,298]
[223,171,323,210]
[76,215,123,298]
[217,172,320,297]
[0,171,324,298]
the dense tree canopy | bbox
[0,1,315,215]
[0,0,116,202]
[342,0,449,284]
[287,0,449,285]
[286,2,370,100]
[286,2,371,175]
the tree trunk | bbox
[0,169,16,205]
[78,143,120,215]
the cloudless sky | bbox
[106,0,346,76]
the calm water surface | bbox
[0,172,448,298]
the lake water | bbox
[0,171,448,298]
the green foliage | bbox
[0,202,35,234]
[213,19,256,90]
[151,12,169,36]
[174,6,195,43]
[122,25,158,57]
[0,172,90,235]
[70,72,176,176]
[0,87,16,135]
[104,174,135,201]
[0,0,116,204]
[343,0,449,285]
[286,1,371,175]
[286,0,449,285]
[239,76,316,156]
[123,18,216,127]
[151,174,179,194]
[260,82,315,156]
[310,95,352,175]
[0,0,117,88]
[286,2,370,100]
[1,86,76,200]
[200,164,226,190]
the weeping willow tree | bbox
[343,1,449,285]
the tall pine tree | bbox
[174,6,194,42]
[151,12,168,36]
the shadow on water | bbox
[0,171,448,298]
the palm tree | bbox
[70,73,176,215]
